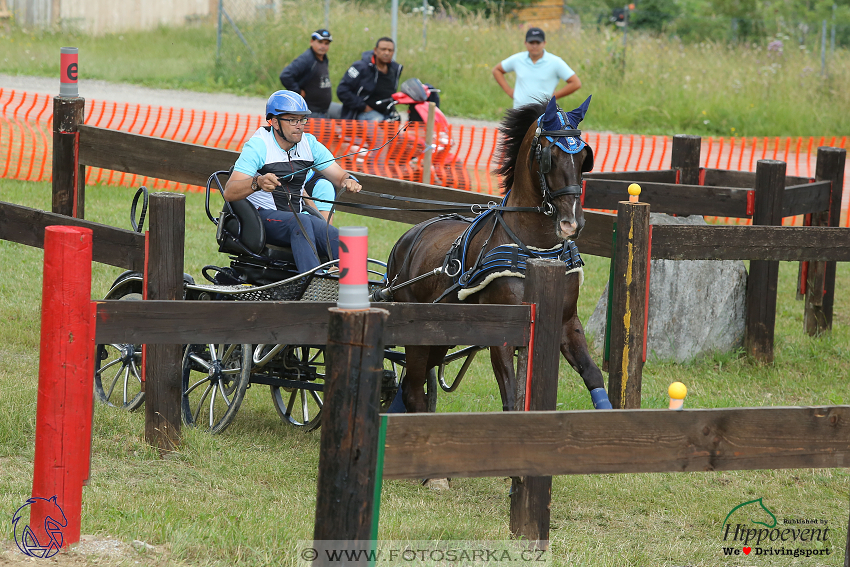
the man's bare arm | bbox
[553,74,582,100]
[491,63,514,99]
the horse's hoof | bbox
[422,478,451,490]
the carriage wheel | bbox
[270,346,324,431]
[380,349,403,411]
[181,343,251,434]
[94,288,144,410]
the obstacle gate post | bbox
[52,47,85,219]
[422,101,436,185]
[52,99,85,218]
[31,226,95,548]
[744,160,785,363]
[509,259,566,548]
[671,135,701,185]
[144,193,185,452]
[607,199,650,409]
[804,147,846,335]
[313,307,388,558]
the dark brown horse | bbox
[385,96,612,413]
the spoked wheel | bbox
[181,343,251,434]
[381,351,402,411]
[94,287,144,410]
[270,346,324,431]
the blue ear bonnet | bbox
[536,95,591,155]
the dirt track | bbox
[1,536,169,566]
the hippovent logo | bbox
[720,497,831,558]
[12,496,67,559]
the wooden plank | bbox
[671,135,701,185]
[95,301,531,346]
[52,97,85,218]
[510,260,566,544]
[336,172,492,225]
[583,170,677,183]
[703,168,810,189]
[607,202,649,409]
[78,125,237,188]
[144,193,185,452]
[583,179,749,217]
[78,126,494,225]
[811,148,847,335]
[745,160,785,363]
[577,210,615,258]
[650,225,850,261]
[0,200,145,270]
[381,406,850,479]
[782,180,831,217]
[314,308,386,547]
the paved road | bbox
[0,73,499,129]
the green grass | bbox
[1,179,849,566]
[2,1,849,137]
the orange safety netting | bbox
[1,88,848,226]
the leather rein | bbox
[307,124,585,216]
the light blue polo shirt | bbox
[501,50,575,108]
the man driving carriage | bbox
[224,91,362,273]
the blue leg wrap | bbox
[386,387,407,413]
[590,387,612,410]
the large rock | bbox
[584,214,747,363]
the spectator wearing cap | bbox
[492,27,581,109]
[280,29,334,118]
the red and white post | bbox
[30,226,96,548]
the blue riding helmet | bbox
[265,90,312,119]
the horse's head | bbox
[529,96,593,240]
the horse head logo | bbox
[722,497,777,534]
[12,495,68,558]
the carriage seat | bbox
[216,197,331,285]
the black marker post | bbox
[53,47,86,218]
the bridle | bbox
[531,109,585,216]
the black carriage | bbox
[93,171,479,433]
[94,171,398,433]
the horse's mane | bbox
[494,100,547,194]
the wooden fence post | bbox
[510,259,566,548]
[607,200,650,409]
[805,147,846,335]
[30,226,95,549]
[421,101,436,185]
[671,135,701,185]
[313,307,388,562]
[52,96,86,218]
[144,193,185,452]
[745,160,785,363]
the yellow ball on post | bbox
[628,183,641,203]
[668,381,687,410]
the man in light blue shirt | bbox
[492,27,581,109]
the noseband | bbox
[531,110,584,216]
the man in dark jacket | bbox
[279,29,333,118]
[336,37,403,120]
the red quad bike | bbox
[390,78,448,128]
[387,78,457,183]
